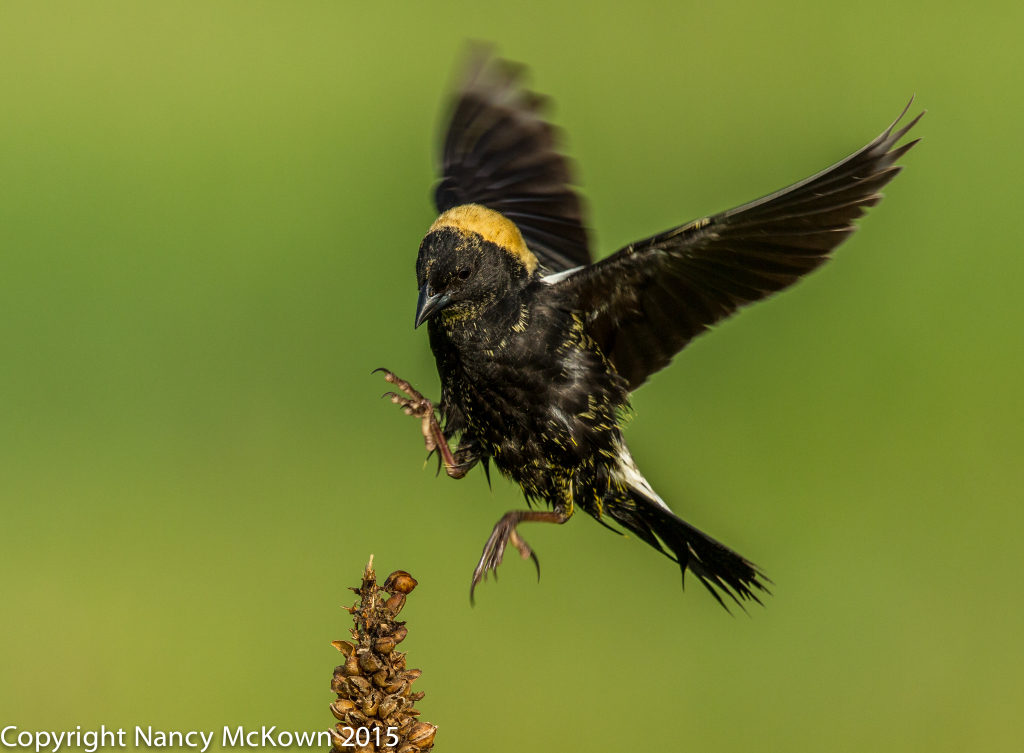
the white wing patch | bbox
[614,442,671,511]
[539,266,584,285]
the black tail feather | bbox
[604,488,770,611]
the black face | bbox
[413,227,528,328]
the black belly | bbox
[429,299,631,508]
[451,359,624,508]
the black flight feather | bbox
[435,45,592,273]
[554,99,924,390]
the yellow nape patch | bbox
[429,204,538,274]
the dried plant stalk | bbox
[329,556,436,753]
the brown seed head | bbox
[329,557,434,751]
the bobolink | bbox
[378,50,921,608]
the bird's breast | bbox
[431,305,628,476]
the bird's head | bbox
[414,204,538,328]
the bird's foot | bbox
[375,368,468,478]
[470,511,543,604]
[375,368,441,453]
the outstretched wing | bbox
[552,100,924,390]
[434,47,592,272]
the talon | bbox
[469,510,568,602]
[378,368,454,466]
[469,514,521,601]
[377,369,473,480]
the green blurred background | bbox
[1,1,1021,751]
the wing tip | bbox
[883,97,925,149]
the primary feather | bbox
[434,45,592,273]
[553,99,923,389]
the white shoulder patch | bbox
[539,266,584,285]
[614,442,672,511]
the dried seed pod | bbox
[359,651,382,674]
[407,723,436,749]
[375,635,396,653]
[384,593,407,616]
[361,693,380,717]
[329,730,348,752]
[346,710,369,727]
[408,691,425,702]
[373,669,389,687]
[392,626,409,645]
[378,695,400,718]
[401,669,422,683]
[383,571,418,594]
[331,673,349,695]
[332,640,355,656]
[330,699,357,721]
[348,676,371,695]
[344,655,362,676]
[397,746,418,753]
[384,679,407,695]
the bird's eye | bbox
[458,267,472,281]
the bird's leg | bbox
[375,368,468,479]
[470,509,571,603]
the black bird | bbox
[378,51,922,608]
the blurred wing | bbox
[434,47,592,272]
[554,101,924,391]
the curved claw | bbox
[468,509,570,603]
[469,566,487,606]
[469,513,545,603]
[468,566,498,605]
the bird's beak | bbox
[414,285,450,329]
